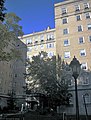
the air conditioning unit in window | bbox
[75,9,80,12]
[35,41,38,43]
[86,16,90,19]
[41,40,44,42]
[85,6,89,9]
[62,12,67,15]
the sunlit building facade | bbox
[20,27,56,60]
[0,40,27,108]
[20,0,91,117]
[55,0,91,70]
[55,0,91,117]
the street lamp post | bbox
[70,56,81,120]
[83,93,88,120]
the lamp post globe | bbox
[70,56,81,120]
[70,56,81,79]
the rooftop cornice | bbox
[54,0,88,7]
[22,28,55,38]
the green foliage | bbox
[4,13,24,36]
[26,52,72,108]
[0,13,24,61]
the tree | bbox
[0,0,6,22]
[4,13,23,37]
[0,13,24,61]
[26,52,72,111]
[0,0,24,61]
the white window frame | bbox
[85,13,91,19]
[40,44,44,49]
[62,8,67,14]
[76,15,81,21]
[62,18,68,24]
[34,36,38,44]
[26,38,32,44]
[87,24,91,30]
[34,45,38,50]
[78,37,84,44]
[84,94,90,103]
[84,3,89,9]
[27,55,32,61]
[51,34,54,40]
[27,47,32,52]
[47,34,50,40]
[47,34,54,40]
[47,43,54,48]
[40,35,44,41]
[80,49,86,56]
[63,28,69,35]
[88,36,91,42]
[64,39,70,46]
[81,63,87,70]
[78,25,83,32]
[75,5,80,11]
[64,51,70,58]
[47,52,54,58]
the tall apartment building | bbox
[20,0,91,117]
[55,0,91,116]
[55,0,91,71]
[0,40,27,108]
[20,27,56,60]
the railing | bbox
[0,113,24,120]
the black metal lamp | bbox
[70,56,81,79]
[70,56,81,120]
[83,93,88,120]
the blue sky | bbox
[5,0,64,35]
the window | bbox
[84,3,89,9]
[64,51,70,58]
[34,45,38,50]
[88,24,91,30]
[27,56,32,61]
[83,94,90,104]
[27,47,32,52]
[47,34,54,40]
[76,15,81,21]
[80,49,86,56]
[62,8,67,14]
[81,63,87,70]
[34,41,38,44]
[69,95,73,105]
[47,43,54,48]
[40,35,44,42]
[80,72,89,85]
[51,34,54,40]
[64,39,70,46]
[86,13,91,19]
[34,36,38,44]
[75,5,80,11]
[78,25,83,32]
[26,38,32,44]
[47,34,50,40]
[15,74,17,78]
[79,37,84,44]
[48,52,54,57]
[83,78,89,85]
[63,28,69,35]
[40,44,44,49]
[88,36,91,42]
[62,18,68,24]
